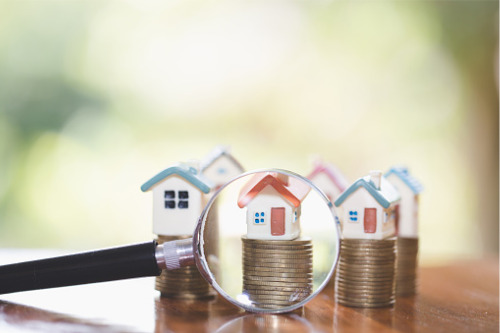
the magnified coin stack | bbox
[156,235,214,299]
[242,237,313,309]
[395,237,419,296]
[335,238,396,308]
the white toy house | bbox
[141,163,212,236]
[384,167,423,238]
[334,171,400,240]
[200,146,245,190]
[307,159,349,202]
[237,173,311,240]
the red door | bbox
[271,207,285,236]
[364,208,377,233]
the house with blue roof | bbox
[334,171,400,240]
[141,163,213,236]
[385,167,423,238]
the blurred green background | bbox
[0,0,497,264]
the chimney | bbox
[275,172,289,186]
[185,159,201,173]
[369,170,382,190]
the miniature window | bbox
[293,211,298,223]
[164,191,175,209]
[349,211,358,222]
[254,212,265,224]
[178,191,189,209]
[217,167,227,175]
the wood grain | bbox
[0,258,497,332]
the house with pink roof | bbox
[307,160,349,202]
[237,172,311,240]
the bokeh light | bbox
[0,0,497,265]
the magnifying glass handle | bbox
[0,241,161,295]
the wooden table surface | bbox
[0,256,497,333]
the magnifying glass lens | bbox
[196,170,340,313]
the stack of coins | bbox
[242,236,313,310]
[335,238,396,308]
[156,235,214,299]
[395,237,419,296]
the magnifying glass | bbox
[0,169,340,314]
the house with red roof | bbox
[237,172,311,240]
[307,160,349,203]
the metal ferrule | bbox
[155,239,194,270]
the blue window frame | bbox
[254,212,265,224]
[349,210,358,222]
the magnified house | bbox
[237,172,311,240]
[141,163,213,236]
[334,171,400,240]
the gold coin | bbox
[244,255,312,262]
[338,265,395,272]
[341,241,395,247]
[243,257,313,265]
[244,276,312,283]
[243,267,312,275]
[244,249,312,256]
[243,280,311,288]
[336,297,395,305]
[243,246,313,252]
[244,260,312,267]
[243,268,312,275]
[242,237,312,245]
[243,285,312,293]
[244,272,313,279]
[341,252,395,259]
[336,275,394,283]
[243,289,310,297]
[336,299,395,308]
[248,293,307,301]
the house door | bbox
[364,208,377,233]
[271,207,285,236]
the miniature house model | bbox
[200,146,245,190]
[237,172,311,240]
[334,171,400,240]
[307,159,349,202]
[384,167,423,238]
[141,163,212,236]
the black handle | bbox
[0,241,161,295]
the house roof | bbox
[141,163,212,193]
[334,175,400,209]
[200,145,244,173]
[384,167,423,194]
[237,172,311,208]
[307,160,349,193]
